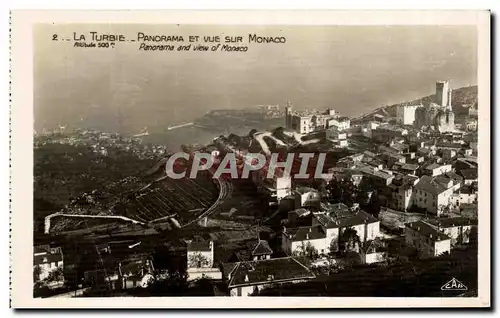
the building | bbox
[405,220,451,258]
[435,80,452,108]
[118,257,155,289]
[33,245,64,283]
[459,168,478,185]
[293,187,321,210]
[282,205,380,255]
[388,175,419,211]
[412,175,459,216]
[187,240,222,281]
[396,104,421,125]
[359,238,386,264]
[250,240,274,261]
[415,82,456,132]
[329,117,351,131]
[221,257,315,296]
[252,166,292,205]
[423,163,452,177]
[371,126,408,143]
[450,184,477,209]
[285,102,345,134]
[282,225,329,256]
[427,217,478,246]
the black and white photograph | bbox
[10,10,490,308]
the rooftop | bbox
[405,220,450,242]
[428,217,478,229]
[284,225,327,242]
[252,240,274,256]
[188,241,212,252]
[414,175,448,195]
[223,257,315,288]
[460,168,478,180]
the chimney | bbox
[306,234,309,240]
[244,274,249,282]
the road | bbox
[182,166,233,228]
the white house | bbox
[405,220,451,258]
[187,240,222,281]
[222,257,315,297]
[33,245,64,283]
[423,164,452,177]
[282,206,380,255]
[428,217,478,246]
[360,239,386,264]
[328,117,351,131]
[412,175,458,216]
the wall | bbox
[291,237,329,255]
[413,188,438,214]
[187,249,214,268]
[364,252,385,264]
[433,239,451,256]
[275,177,292,200]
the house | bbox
[221,257,315,296]
[412,175,458,216]
[356,165,395,187]
[359,238,386,264]
[388,175,419,211]
[253,166,292,204]
[400,163,419,175]
[450,184,477,209]
[293,187,321,210]
[282,225,328,256]
[405,220,451,258]
[328,116,351,131]
[442,148,457,160]
[455,157,478,171]
[251,240,274,261]
[33,245,64,285]
[427,217,478,246]
[282,204,380,255]
[459,168,478,185]
[118,257,155,289]
[187,240,222,281]
[423,163,452,177]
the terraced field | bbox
[124,176,219,225]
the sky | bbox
[34,24,478,134]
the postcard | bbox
[10,10,490,308]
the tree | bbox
[365,191,382,218]
[293,242,319,259]
[45,267,64,283]
[326,178,356,206]
[339,227,360,253]
[329,237,339,254]
[33,265,42,283]
[188,252,210,268]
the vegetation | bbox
[34,142,155,238]
[259,244,478,297]
[293,242,319,259]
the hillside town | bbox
[34,80,479,298]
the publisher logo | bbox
[441,278,468,291]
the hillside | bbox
[354,85,478,122]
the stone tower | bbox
[436,80,450,107]
[285,101,292,129]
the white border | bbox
[10,10,491,308]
